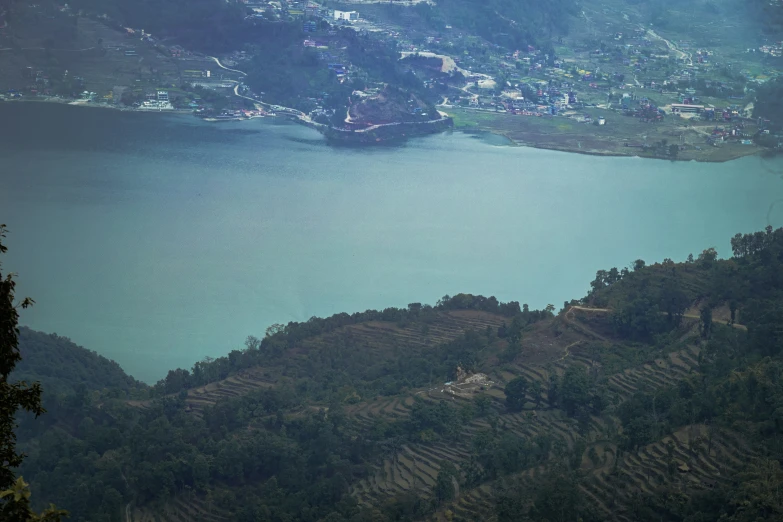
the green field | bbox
[445,107,762,161]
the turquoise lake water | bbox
[1,102,782,382]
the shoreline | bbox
[448,110,768,164]
[3,95,191,114]
[3,96,770,163]
[459,127,765,163]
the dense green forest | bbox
[13,329,141,397]
[750,0,783,35]
[5,225,783,522]
[241,23,437,114]
[66,0,247,51]
[367,0,575,51]
[755,77,783,129]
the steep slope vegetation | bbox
[14,328,142,396]
[13,226,783,522]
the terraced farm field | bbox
[125,302,749,522]
[183,367,279,417]
[126,366,279,418]
[293,310,509,360]
[130,495,229,522]
[348,332,708,516]
[342,310,720,522]
[352,440,472,504]
[580,425,756,521]
[431,358,714,520]
[129,310,509,416]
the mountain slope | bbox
[12,226,783,522]
[14,327,141,396]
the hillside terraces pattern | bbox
[580,425,757,521]
[130,495,230,522]
[125,368,278,418]
[128,308,712,520]
[430,343,710,521]
[356,339,709,520]
[438,427,725,521]
[184,367,278,417]
[350,407,590,509]
[345,395,418,429]
[172,311,508,416]
[499,340,702,405]
[126,311,507,417]
[603,343,701,400]
[351,437,473,505]
[294,310,508,360]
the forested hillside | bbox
[754,77,783,130]
[751,0,783,35]
[10,225,783,522]
[366,0,576,51]
[14,328,142,396]
[67,0,245,51]
[431,0,575,48]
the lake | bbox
[2,101,782,383]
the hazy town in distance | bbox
[2,0,783,155]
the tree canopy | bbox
[0,225,65,522]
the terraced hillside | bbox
[182,367,279,417]
[130,309,509,417]
[579,425,757,521]
[339,303,735,521]
[349,405,595,508]
[129,495,230,522]
[291,310,509,364]
[121,301,732,521]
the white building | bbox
[333,10,358,21]
[140,90,174,110]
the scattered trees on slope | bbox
[0,225,66,522]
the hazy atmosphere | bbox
[3,0,783,521]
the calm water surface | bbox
[2,102,782,382]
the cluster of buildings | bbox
[756,43,783,58]
[626,99,664,122]
[139,91,174,110]
[707,123,755,146]
[19,66,62,97]
[245,0,331,21]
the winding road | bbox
[207,56,247,76]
